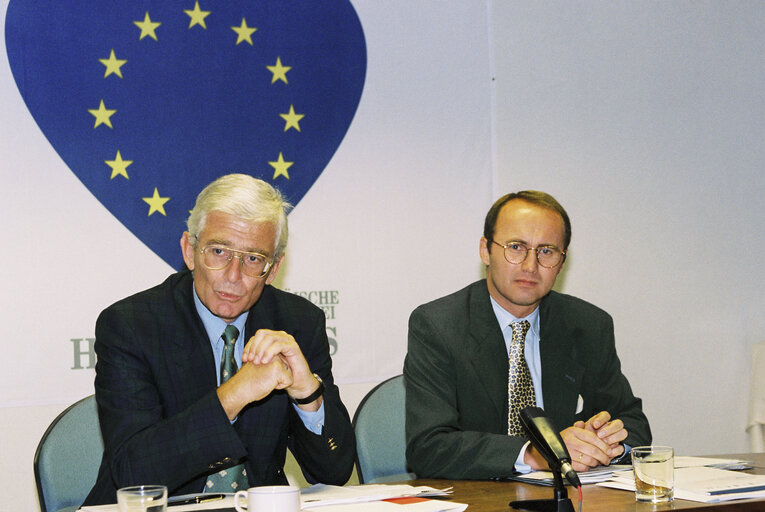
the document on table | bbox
[509,456,753,489]
[599,466,765,503]
[78,486,466,512]
[674,455,752,470]
[509,465,631,486]
[309,499,468,512]
[300,484,455,508]
[79,494,235,511]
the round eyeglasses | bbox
[196,240,273,278]
[490,240,566,269]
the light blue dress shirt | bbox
[192,287,324,433]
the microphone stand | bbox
[509,466,576,512]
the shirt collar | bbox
[489,295,540,339]
[192,285,249,343]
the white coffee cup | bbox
[234,485,300,512]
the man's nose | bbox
[225,253,244,280]
[521,249,538,272]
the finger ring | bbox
[578,453,583,462]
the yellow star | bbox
[231,18,257,45]
[269,152,294,180]
[280,105,305,132]
[267,56,291,84]
[142,188,170,216]
[105,150,132,179]
[88,99,116,129]
[184,1,210,29]
[134,12,161,41]
[99,49,127,79]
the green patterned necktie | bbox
[507,320,536,436]
[205,324,249,492]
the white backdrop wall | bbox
[2,1,764,511]
[491,1,765,455]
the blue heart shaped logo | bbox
[5,0,366,269]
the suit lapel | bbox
[244,285,278,337]
[167,270,219,396]
[539,292,584,429]
[466,282,510,420]
[238,285,291,467]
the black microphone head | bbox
[519,407,563,466]
[520,406,581,487]
[519,406,546,428]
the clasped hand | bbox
[525,411,627,472]
[563,411,627,471]
[217,329,320,419]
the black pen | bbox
[167,493,227,507]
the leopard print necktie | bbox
[507,320,536,436]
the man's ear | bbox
[180,232,196,271]
[479,237,491,266]
[555,252,567,275]
[265,254,285,285]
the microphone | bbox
[520,406,581,488]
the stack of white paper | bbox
[300,484,466,511]
[512,464,631,486]
[301,484,454,507]
[599,466,765,503]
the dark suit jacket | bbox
[84,269,355,505]
[404,280,651,479]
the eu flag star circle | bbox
[5,0,367,269]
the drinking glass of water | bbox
[117,485,168,512]
[631,446,674,503]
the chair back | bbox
[352,375,416,483]
[34,395,103,512]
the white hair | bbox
[186,174,292,258]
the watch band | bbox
[290,373,324,405]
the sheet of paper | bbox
[513,465,631,486]
[674,456,751,469]
[599,467,765,503]
[312,498,468,512]
[300,484,453,509]
[79,494,234,512]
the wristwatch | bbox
[290,373,324,405]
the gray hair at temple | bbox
[186,173,292,259]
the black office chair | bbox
[34,395,104,512]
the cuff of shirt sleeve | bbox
[611,443,631,464]
[293,401,325,435]
[514,440,533,474]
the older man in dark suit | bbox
[84,174,354,506]
[404,191,650,479]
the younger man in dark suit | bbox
[404,191,650,479]
[85,174,355,505]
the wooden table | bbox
[399,454,765,511]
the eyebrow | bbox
[204,238,271,256]
[505,239,561,250]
